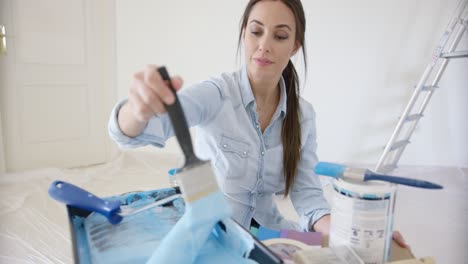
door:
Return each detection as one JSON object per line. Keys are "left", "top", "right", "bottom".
{"left": 0, "top": 0, "right": 117, "bottom": 171}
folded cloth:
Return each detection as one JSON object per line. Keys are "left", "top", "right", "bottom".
{"left": 146, "top": 191, "right": 256, "bottom": 264}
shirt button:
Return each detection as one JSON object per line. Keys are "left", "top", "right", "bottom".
{"left": 261, "top": 151, "right": 265, "bottom": 156}
{"left": 223, "top": 144, "right": 227, "bottom": 148}
{"left": 256, "top": 124, "right": 259, "bottom": 128}
{"left": 243, "top": 151, "right": 247, "bottom": 156}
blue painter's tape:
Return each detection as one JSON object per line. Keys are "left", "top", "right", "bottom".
{"left": 256, "top": 226, "right": 281, "bottom": 241}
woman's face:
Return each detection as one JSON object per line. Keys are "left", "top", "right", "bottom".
{"left": 244, "top": 1, "right": 298, "bottom": 83}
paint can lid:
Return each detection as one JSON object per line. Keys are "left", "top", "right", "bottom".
{"left": 332, "top": 178, "right": 396, "bottom": 199}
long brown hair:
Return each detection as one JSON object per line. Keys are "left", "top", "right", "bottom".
{"left": 237, "top": 0, "right": 307, "bottom": 196}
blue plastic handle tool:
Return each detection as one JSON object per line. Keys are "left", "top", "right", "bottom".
{"left": 48, "top": 180, "right": 123, "bottom": 224}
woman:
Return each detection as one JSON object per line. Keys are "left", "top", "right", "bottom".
{"left": 109, "top": 0, "right": 408, "bottom": 247}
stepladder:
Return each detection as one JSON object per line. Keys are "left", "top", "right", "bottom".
{"left": 375, "top": 0, "right": 468, "bottom": 173}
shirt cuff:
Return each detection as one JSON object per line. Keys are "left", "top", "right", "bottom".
{"left": 107, "top": 99, "right": 165, "bottom": 148}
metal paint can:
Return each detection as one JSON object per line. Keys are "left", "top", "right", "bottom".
{"left": 329, "top": 178, "right": 397, "bottom": 264}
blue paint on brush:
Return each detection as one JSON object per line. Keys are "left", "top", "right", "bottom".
{"left": 314, "top": 162, "right": 345, "bottom": 177}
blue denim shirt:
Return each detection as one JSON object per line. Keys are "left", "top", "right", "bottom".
{"left": 108, "top": 65, "right": 330, "bottom": 231}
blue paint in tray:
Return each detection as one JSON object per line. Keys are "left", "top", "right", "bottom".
{"left": 67, "top": 188, "right": 184, "bottom": 264}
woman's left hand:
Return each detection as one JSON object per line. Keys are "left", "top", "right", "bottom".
{"left": 311, "top": 214, "right": 331, "bottom": 235}
{"left": 392, "top": 230, "right": 410, "bottom": 249}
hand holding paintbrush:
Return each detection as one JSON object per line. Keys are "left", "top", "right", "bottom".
{"left": 147, "top": 67, "right": 246, "bottom": 263}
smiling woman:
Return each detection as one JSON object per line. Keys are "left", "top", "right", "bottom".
{"left": 105, "top": 0, "right": 468, "bottom": 262}
{"left": 110, "top": 0, "right": 332, "bottom": 234}
{"left": 239, "top": 0, "right": 306, "bottom": 200}
{"left": 0, "top": 0, "right": 465, "bottom": 263}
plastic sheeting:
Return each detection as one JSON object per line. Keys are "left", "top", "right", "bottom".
{"left": 0, "top": 151, "right": 182, "bottom": 263}
{"left": 0, "top": 150, "right": 467, "bottom": 263}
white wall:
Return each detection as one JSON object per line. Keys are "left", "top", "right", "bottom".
{"left": 0, "top": 112, "right": 5, "bottom": 173}
{"left": 116, "top": 0, "right": 468, "bottom": 168}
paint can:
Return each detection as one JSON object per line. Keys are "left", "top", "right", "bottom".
{"left": 329, "top": 178, "right": 397, "bottom": 264}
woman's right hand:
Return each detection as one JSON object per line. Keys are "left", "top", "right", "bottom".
{"left": 118, "top": 65, "right": 184, "bottom": 137}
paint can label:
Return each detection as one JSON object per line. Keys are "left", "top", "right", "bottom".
{"left": 329, "top": 180, "right": 395, "bottom": 264}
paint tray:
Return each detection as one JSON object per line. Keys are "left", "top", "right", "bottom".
{"left": 65, "top": 187, "right": 282, "bottom": 263}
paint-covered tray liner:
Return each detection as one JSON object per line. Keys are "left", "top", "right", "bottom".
{"left": 67, "top": 187, "right": 182, "bottom": 263}
{"left": 66, "top": 187, "right": 281, "bottom": 263}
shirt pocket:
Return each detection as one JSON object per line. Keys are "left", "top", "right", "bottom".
{"left": 214, "top": 135, "right": 251, "bottom": 181}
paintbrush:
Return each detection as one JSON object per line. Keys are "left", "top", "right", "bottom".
{"left": 157, "top": 66, "right": 219, "bottom": 202}
{"left": 314, "top": 162, "right": 443, "bottom": 189}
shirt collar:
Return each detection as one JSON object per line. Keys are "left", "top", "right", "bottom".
{"left": 240, "top": 64, "right": 287, "bottom": 119}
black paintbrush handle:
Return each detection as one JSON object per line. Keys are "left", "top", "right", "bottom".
{"left": 157, "top": 67, "right": 198, "bottom": 166}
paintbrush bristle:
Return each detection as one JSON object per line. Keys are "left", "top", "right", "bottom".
{"left": 176, "top": 161, "right": 219, "bottom": 203}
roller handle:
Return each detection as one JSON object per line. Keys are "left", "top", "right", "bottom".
{"left": 48, "top": 180, "right": 123, "bottom": 224}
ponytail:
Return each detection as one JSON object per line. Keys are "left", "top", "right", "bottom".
{"left": 282, "top": 60, "right": 302, "bottom": 197}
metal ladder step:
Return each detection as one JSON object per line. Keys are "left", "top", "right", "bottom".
{"left": 380, "top": 164, "right": 397, "bottom": 173}
{"left": 422, "top": 85, "right": 438, "bottom": 91}
{"left": 375, "top": 0, "right": 468, "bottom": 173}
{"left": 440, "top": 50, "right": 468, "bottom": 58}
{"left": 405, "top": 114, "right": 423, "bottom": 122}
{"left": 390, "top": 140, "right": 410, "bottom": 151}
